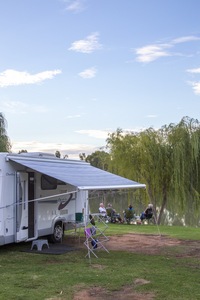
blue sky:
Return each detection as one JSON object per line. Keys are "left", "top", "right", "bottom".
{"left": 1, "top": 0, "right": 200, "bottom": 158}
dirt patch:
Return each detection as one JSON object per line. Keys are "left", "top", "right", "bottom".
{"left": 106, "top": 233, "right": 179, "bottom": 254}
{"left": 73, "top": 285, "right": 155, "bottom": 300}
{"left": 67, "top": 233, "right": 200, "bottom": 299}
{"left": 106, "top": 234, "right": 200, "bottom": 257}
{"left": 73, "top": 280, "right": 155, "bottom": 300}
{"left": 66, "top": 233, "right": 200, "bottom": 257}
{"left": 107, "top": 234, "right": 183, "bottom": 253}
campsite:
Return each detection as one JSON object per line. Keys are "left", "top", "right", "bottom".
{"left": 1, "top": 2, "right": 200, "bottom": 299}
{"left": 0, "top": 224, "right": 199, "bottom": 300}
{"left": 0, "top": 126, "right": 199, "bottom": 299}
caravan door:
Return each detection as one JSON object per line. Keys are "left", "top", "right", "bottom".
{"left": 16, "top": 172, "right": 28, "bottom": 242}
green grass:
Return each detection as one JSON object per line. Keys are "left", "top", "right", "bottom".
{"left": 93, "top": 222, "right": 200, "bottom": 240}
{"left": 0, "top": 225, "right": 199, "bottom": 299}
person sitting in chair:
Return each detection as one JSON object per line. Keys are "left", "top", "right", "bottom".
{"left": 99, "top": 202, "right": 107, "bottom": 217}
{"left": 124, "top": 204, "right": 135, "bottom": 224}
{"left": 140, "top": 204, "right": 153, "bottom": 221}
{"left": 106, "top": 203, "right": 122, "bottom": 223}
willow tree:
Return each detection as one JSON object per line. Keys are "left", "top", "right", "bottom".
{"left": 137, "top": 127, "right": 173, "bottom": 224}
{"left": 0, "top": 113, "right": 11, "bottom": 152}
{"left": 167, "top": 117, "right": 200, "bottom": 225}
{"left": 107, "top": 117, "right": 200, "bottom": 225}
{"left": 107, "top": 127, "right": 172, "bottom": 223}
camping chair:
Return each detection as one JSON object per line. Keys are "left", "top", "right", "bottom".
{"left": 124, "top": 209, "right": 135, "bottom": 224}
{"left": 106, "top": 208, "right": 113, "bottom": 223}
{"left": 106, "top": 207, "right": 118, "bottom": 223}
{"left": 141, "top": 207, "right": 155, "bottom": 224}
{"left": 146, "top": 211, "right": 155, "bottom": 224}
{"left": 98, "top": 207, "right": 109, "bottom": 223}
{"left": 84, "top": 227, "right": 109, "bottom": 258}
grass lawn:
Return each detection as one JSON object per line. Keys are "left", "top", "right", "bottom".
{"left": 0, "top": 224, "right": 199, "bottom": 299}
{"left": 105, "top": 223, "right": 200, "bottom": 240}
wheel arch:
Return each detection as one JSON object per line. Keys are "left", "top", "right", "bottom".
{"left": 51, "top": 216, "right": 66, "bottom": 233}
{"left": 48, "top": 217, "right": 66, "bottom": 243}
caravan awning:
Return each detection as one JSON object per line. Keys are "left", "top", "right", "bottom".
{"left": 8, "top": 154, "right": 146, "bottom": 191}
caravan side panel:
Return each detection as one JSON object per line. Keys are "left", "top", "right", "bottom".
{"left": 34, "top": 172, "right": 78, "bottom": 237}
{"left": 0, "top": 154, "right": 16, "bottom": 245}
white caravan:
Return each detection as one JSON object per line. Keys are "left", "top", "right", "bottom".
{"left": 0, "top": 152, "right": 145, "bottom": 246}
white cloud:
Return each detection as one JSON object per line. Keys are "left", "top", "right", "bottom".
{"left": 0, "top": 69, "right": 61, "bottom": 87}
{"left": 146, "top": 114, "right": 158, "bottom": 118}
{"left": 68, "top": 32, "right": 102, "bottom": 53}
{"left": 79, "top": 67, "right": 97, "bottom": 79}
{"left": 172, "top": 36, "right": 200, "bottom": 44}
{"left": 135, "top": 35, "right": 200, "bottom": 63}
{"left": 11, "top": 140, "right": 98, "bottom": 159}
{"left": 76, "top": 128, "right": 150, "bottom": 139}
{"left": 11, "top": 127, "right": 158, "bottom": 159}
{"left": 135, "top": 44, "right": 171, "bottom": 62}
{"left": 64, "top": 0, "right": 85, "bottom": 13}
{"left": 0, "top": 100, "right": 49, "bottom": 114}
{"left": 187, "top": 67, "right": 200, "bottom": 74}
{"left": 65, "top": 114, "right": 81, "bottom": 119}
{"left": 76, "top": 129, "right": 110, "bottom": 139}
{"left": 186, "top": 66, "right": 200, "bottom": 95}
{"left": 122, "top": 127, "right": 148, "bottom": 134}
{"left": 190, "top": 81, "right": 200, "bottom": 95}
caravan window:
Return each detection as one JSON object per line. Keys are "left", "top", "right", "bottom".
{"left": 41, "top": 175, "right": 66, "bottom": 190}
{"left": 41, "top": 174, "right": 57, "bottom": 190}
{"left": 57, "top": 179, "right": 67, "bottom": 185}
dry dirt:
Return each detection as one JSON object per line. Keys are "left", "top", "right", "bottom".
{"left": 70, "top": 233, "right": 200, "bottom": 300}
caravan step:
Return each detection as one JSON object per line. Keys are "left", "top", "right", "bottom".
{"left": 31, "top": 239, "right": 49, "bottom": 251}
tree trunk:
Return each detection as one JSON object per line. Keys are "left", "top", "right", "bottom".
{"left": 157, "top": 186, "right": 167, "bottom": 225}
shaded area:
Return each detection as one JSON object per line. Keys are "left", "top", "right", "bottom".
{"left": 22, "top": 243, "right": 78, "bottom": 255}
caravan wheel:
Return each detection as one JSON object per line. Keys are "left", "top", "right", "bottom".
{"left": 50, "top": 222, "right": 63, "bottom": 243}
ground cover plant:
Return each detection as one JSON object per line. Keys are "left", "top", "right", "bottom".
{"left": 0, "top": 224, "right": 199, "bottom": 300}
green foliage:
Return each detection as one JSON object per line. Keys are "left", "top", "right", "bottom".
{"left": 79, "top": 152, "right": 86, "bottom": 160}
{"left": 106, "top": 117, "right": 200, "bottom": 226}
{"left": 86, "top": 150, "right": 111, "bottom": 170}
{"left": 18, "top": 149, "right": 28, "bottom": 154}
{"left": 0, "top": 113, "right": 11, "bottom": 152}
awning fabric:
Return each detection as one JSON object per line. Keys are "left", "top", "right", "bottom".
{"left": 8, "top": 155, "right": 146, "bottom": 191}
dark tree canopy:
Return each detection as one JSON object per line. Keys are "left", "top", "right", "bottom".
{"left": 55, "top": 150, "right": 61, "bottom": 158}
{"left": 86, "top": 150, "right": 111, "bottom": 171}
